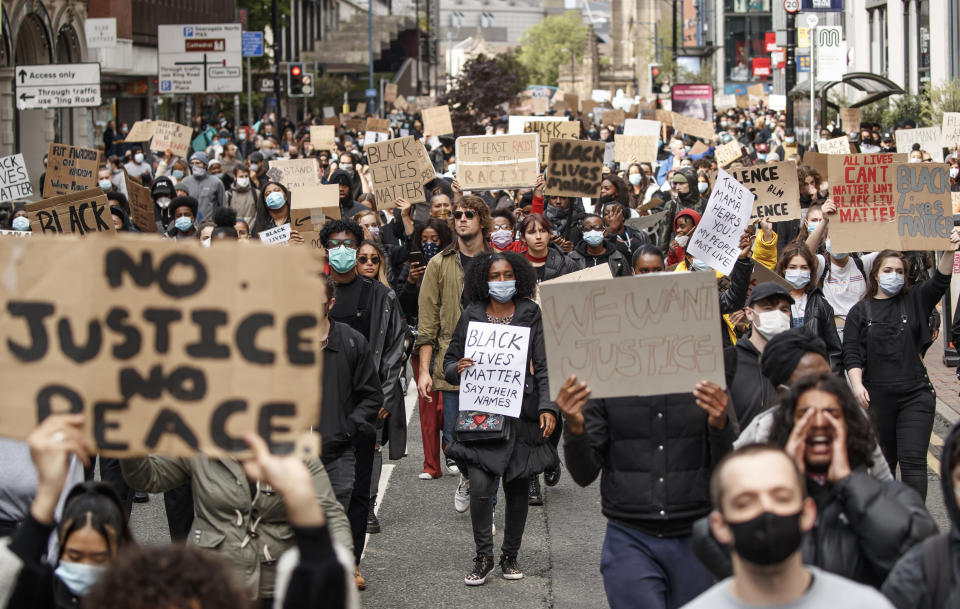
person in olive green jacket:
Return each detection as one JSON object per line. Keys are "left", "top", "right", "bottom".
{"left": 121, "top": 452, "right": 352, "bottom": 602}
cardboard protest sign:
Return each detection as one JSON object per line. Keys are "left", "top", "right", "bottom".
{"left": 565, "top": 93, "right": 579, "bottom": 112}
{"left": 0, "top": 154, "right": 32, "bottom": 202}
{"left": 736, "top": 96, "right": 750, "bottom": 109}
{"left": 458, "top": 322, "right": 530, "bottom": 418}
{"left": 686, "top": 168, "right": 755, "bottom": 276}
{"left": 623, "top": 119, "right": 661, "bottom": 136}
{"left": 580, "top": 100, "right": 598, "bottom": 115}
{"left": 624, "top": 210, "right": 668, "bottom": 233}
{"left": 422, "top": 105, "right": 454, "bottom": 136}
{"left": 601, "top": 109, "right": 625, "bottom": 127}
{"left": 384, "top": 82, "right": 398, "bottom": 103}
{"left": 729, "top": 160, "right": 802, "bottom": 221}
{"left": 614, "top": 135, "right": 658, "bottom": 164}
{"left": 123, "top": 172, "right": 158, "bottom": 233}
{"left": 365, "top": 117, "right": 391, "bottom": 135}
{"left": 42, "top": 143, "right": 100, "bottom": 198}
{"left": 747, "top": 84, "right": 764, "bottom": 98}
{"left": 826, "top": 152, "right": 909, "bottom": 253}
{"left": 356, "top": 102, "right": 367, "bottom": 114}
{"left": 0, "top": 237, "right": 324, "bottom": 457}
{"left": 530, "top": 97, "right": 549, "bottom": 115}
{"left": 150, "top": 121, "right": 193, "bottom": 158}
{"left": 840, "top": 108, "right": 862, "bottom": 131}
{"left": 456, "top": 134, "right": 539, "bottom": 191}
{"left": 365, "top": 136, "right": 436, "bottom": 206}
{"left": 267, "top": 158, "right": 320, "bottom": 190}
{"left": 540, "top": 262, "right": 613, "bottom": 285}
{"left": 344, "top": 116, "right": 365, "bottom": 132}
{"left": 508, "top": 115, "right": 568, "bottom": 135}
{"left": 309, "top": 125, "right": 337, "bottom": 151}
{"left": 896, "top": 127, "right": 944, "bottom": 162}
{"left": 802, "top": 150, "right": 828, "bottom": 177}
{"left": 289, "top": 185, "right": 339, "bottom": 231}
{"left": 523, "top": 120, "right": 580, "bottom": 165}
{"left": 890, "top": 163, "right": 954, "bottom": 251}
{"left": 26, "top": 189, "right": 116, "bottom": 236}
{"left": 749, "top": 262, "right": 793, "bottom": 298}
{"left": 545, "top": 139, "right": 605, "bottom": 198}
{"left": 942, "top": 113, "right": 960, "bottom": 149}
{"left": 0, "top": 229, "right": 31, "bottom": 238}
{"left": 124, "top": 121, "right": 156, "bottom": 143}
{"left": 818, "top": 136, "right": 852, "bottom": 155}
{"left": 716, "top": 141, "right": 744, "bottom": 167}
{"left": 322, "top": 116, "right": 340, "bottom": 126}
{"left": 671, "top": 112, "right": 715, "bottom": 141}
{"left": 540, "top": 271, "right": 724, "bottom": 399}
{"left": 258, "top": 224, "right": 291, "bottom": 245}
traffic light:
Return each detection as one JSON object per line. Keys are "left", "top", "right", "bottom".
{"left": 649, "top": 63, "right": 662, "bottom": 95}
{"left": 301, "top": 72, "right": 314, "bottom": 97}
{"left": 288, "top": 63, "right": 304, "bottom": 96}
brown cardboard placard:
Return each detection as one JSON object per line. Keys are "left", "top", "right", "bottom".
{"left": 545, "top": 139, "right": 605, "bottom": 198}
{"left": 123, "top": 172, "right": 158, "bottom": 233}
{"left": 802, "top": 150, "right": 828, "bottom": 177}
{"left": 749, "top": 261, "right": 793, "bottom": 298}
{"left": 26, "top": 189, "right": 116, "bottom": 235}
{"left": 602, "top": 109, "right": 625, "bottom": 127}
{"left": 523, "top": 120, "right": 580, "bottom": 165}
{"left": 345, "top": 116, "right": 365, "bottom": 132}
{"left": 840, "top": 108, "right": 862, "bottom": 132}
{"left": 891, "top": 163, "right": 954, "bottom": 251}
{"left": 540, "top": 263, "right": 613, "bottom": 284}
{"left": 393, "top": 95, "right": 408, "bottom": 111}
{"left": 384, "top": 82, "right": 399, "bottom": 103}
{"left": 309, "top": 125, "right": 337, "bottom": 151}
{"left": 671, "top": 112, "right": 715, "bottom": 141}
{"left": 565, "top": 93, "right": 580, "bottom": 113}
{"left": 747, "top": 84, "right": 765, "bottom": 98}
{"left": 356, "top": 102, "right": 367, "bottom": 114}
{"left": 0, "top": 236, "right": 324, "bottom": 457}
{"left": 267, "top": 158, "right": 321, "bottom": 190}
{"left": 289, "top": 184, "right": 340, "bottom": 230}
{"left": 530, "top": 97, "right": 549, "bottom": 114}
{"left": 322, "top": 115, "right": 340, "bottom": 126}
{"left": 729, "top": 160, "right": 802, "bottom": 221}
{"left": 365, "top": 117, "right": 391, "bottom": 134}
{"left": 826, "top": 152, "right": 909, "bottom": 253}
{"left": 818, "top": 135, "right": 852, "bottom": 155}
{"left": 736, "top": 95, "right": 750, "bottom": 109}
{"left": 422, "top": 105, "right": 454, "bottom": 137}
{"left": 580, "top": 100, "right": 598, "bottom": 115}
{"left": 456, "top": 134, "right": 539, "bottom": 191}
{"left": 365, "top": 136, "right": 436, "bottom": 207}
{"left": 716, "top": 141, "right": 744, "bottom": 167}
{"left": 42, "top": 143, "right": 101, "bottom": 198}
{"left": 124, "top": 121, "right": 156, "bottom": 143}
{"left": 149, "top": 121, "right": 193, "bottom": 158}
{"left": 539, "top": 270, "right": 724, "bottom": 399}
{"left": 614, "top": 135, "right": 658, "bottom": 164}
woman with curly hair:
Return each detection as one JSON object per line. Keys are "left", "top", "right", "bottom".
{"left": 442, "top": 252, "right": 558, "bottom": 585}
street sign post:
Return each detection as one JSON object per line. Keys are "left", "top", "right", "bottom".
{"left": 784, "top": 0, "right": 800, "bottom": 13}
{"left": 158, "top": 24, "right": 242, "bottom": 94}
{"left": 241, "top": 32, "right": 263, "bottom": 129}
{"left": 15, "top": 63, "right": 101, "bottom": 110}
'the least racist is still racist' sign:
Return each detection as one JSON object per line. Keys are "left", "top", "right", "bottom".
{"left": 455, "top": 134, "right": 539, "bottom": 191}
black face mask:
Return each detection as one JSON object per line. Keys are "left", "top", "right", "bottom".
{"left": 727, "top": 510, "right": 803, "bottom": 566}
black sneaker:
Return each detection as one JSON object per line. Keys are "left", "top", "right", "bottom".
{"left": 367, "top": 504, "right": 381, "bottom": 534}
{"left": 544, "top": 464, "right": 561, "bottom": 487}
{"left": 500, "top": 554, "right": 524, "bottom": 580}
{"left": 528, "top": 476, "right": 543, "bottom": 506}
{"left": 133, "top": 491, "right": 150, "bottom": 503}
{"left": 465, "top": 554, "right": 494, "bottom": 586}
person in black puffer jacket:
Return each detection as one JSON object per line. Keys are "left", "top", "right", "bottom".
{"left": 517, "top": 213, "right": 579, "bottom": 283}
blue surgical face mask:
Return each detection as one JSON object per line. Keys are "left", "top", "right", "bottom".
{"left": 220, "top": 138, "right": 228, "bottom": 147}
{"left": 784, "top": 269, "right": 811, "bottom": 289}
{"left": 265, "top": 191, "right": 286, "bottom": 210}
{"left": 691, "top": 258, "right": 710, "bottom": 272}
{"left": 628, "top": 174, "right": 643, "bottom": 186}
{"left": 175, "top": 216, "right": 193, "bottom": 232}
{"left": 583, "top": 230, "right": 604, "bottom": 247}
{"left": 421, "top": 241, "right": 441, "bottom": 262}
{"left": 878, "top": 271, "right": 904, "bottom": 296}
{"left": 328, "top": 245, "right": 358, "bottom": 273}
{"left": 12, "top": 216, "right": 30, "bottom": 231}
{"left": 172, "top": 169, "right": 185, "bottom": 180}
{"left": 55, "top": 561, "right": 107, "bottom": 597}
{"left": 488, "top": 280, "right": 517, "bottom": 303}
{"left": 98, "top": 179, "right": 112, "bottom": 191}
{"left": 807, "top": 221, "right": 819, "bottom": 233}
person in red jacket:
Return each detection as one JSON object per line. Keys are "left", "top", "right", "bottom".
{"left": 665, "top": 208, "right": 701, "bottom": 267}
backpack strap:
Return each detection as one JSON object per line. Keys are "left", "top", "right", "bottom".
{"left": 923, "top": 533, "right": 954, "bottom": 609}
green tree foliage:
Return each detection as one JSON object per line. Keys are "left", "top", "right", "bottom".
{"left": 517, "top": 11, "right": 588, "bottom": 86}
{"left": 438, "top": 51, "right": 530, "bottom": 135}
{"left": 860, "top": 90, "right": 931, "bottom": 128}
{"left": 923, "top": 79, "right": 960, "bottom": 126}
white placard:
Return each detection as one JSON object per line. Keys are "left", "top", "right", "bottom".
{"left": 623, "top": 118, "right": 662, "bottom": 136}
{"left": 459, "top": 321, "right": 530, "bottom": 419}
{"left": 258, "top": 224, "right": 291, "bottom": 245}
{"left": 686, "top": 168, "right": 755, "bottom": 276}
{"left": 0, "top": 230, "right": 31, "bottom": 238}
{"left": 942, "top": 113, "right": 960, "bottom": 150}
{"left": 0, "top": 154, "right": 32, "bottom": 202}
{"left": 816, "top": 26, "right": 846, "bottom": 83}
{"left": 363, "top": 131, "right": 390, "bottom": 146}
{"left": 85, "top": 18, "right": 117, "bottom": 48}
{"left": 15, "top": 63, "right": 101, "bottom": 110}
{"left": 507, "top": 115, "right": 568, "bottom": 135}
{"left": 158, "top": 24, "right": 242, "bottom": 94}
{"left": 768, "top": 94, "right": 787, "bottom": 111}
{"left": 896, "top": 126, "right": 944, "bottom": 162}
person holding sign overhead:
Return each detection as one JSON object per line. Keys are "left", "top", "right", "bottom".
{"left": 442, "top": 252, "right": 558, "bottom": 586}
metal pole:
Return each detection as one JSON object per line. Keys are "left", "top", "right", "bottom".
{"left": 233, "top": 94, "right": 240, "bottom": 134}
{"left": 369, "top": 0, "right": 375, "bottom": 108}
{"left": 272, "top": 0, "right": 283, "bottom": 127}
{"left": 784, "top": 12, "right": 796, "bottom": 131}
{"left": 246, "top": 55, "right": 253, "bottom": 128}
{"left": 416, "top": 0, "right": 421, "bottom": 95}
{"left": 810, "top": 33, "right": 816, "bottom": 145}
{"left": 671, "top": 0, "right": 678, "bottom": 81}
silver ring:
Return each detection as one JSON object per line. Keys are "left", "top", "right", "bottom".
{"left": 51, "top": 431, "right": 65, "bottom": 443}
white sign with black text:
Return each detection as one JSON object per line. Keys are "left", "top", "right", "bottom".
{"left": 15, "top": 63, "right": 101, "bottom": 110}
{"left": 459, "top": 321, "right": 530, "bottom": 419}
{"left": 158, "top": 24, "right": 242, "bottom": 94}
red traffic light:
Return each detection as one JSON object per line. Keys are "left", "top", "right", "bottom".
{"left": 651, "top": 67, "right": 660, "bottom": 77}
{"left": 290, "top": 65, "right": 302, "bottom": 76}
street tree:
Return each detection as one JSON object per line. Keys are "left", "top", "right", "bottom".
{"left": 517, "top": 11, "right": 589, "bottom": 86}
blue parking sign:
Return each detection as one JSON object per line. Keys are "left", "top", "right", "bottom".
{"left": 242, "top": 32, "right": 264, "bottom": 57}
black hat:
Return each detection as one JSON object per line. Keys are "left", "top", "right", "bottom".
{"left": 748, "top": 281, "right": 795, "bottom": 306}
{"left": 151, "top": 176, "right": 175, "bottom": 199}
{"left": 170, "top": 196, "right": 198, "bottom": 217}
{"left": 881, "top": 132, "right": 893, "bottom": 142}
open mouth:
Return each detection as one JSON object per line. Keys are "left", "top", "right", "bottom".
{"left": 806, "top": 434, "right": 832, "bottom": 454}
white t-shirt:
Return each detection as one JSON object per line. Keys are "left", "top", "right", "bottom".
{"left": 815, "top": 252, "right": 878, "bottom": 319}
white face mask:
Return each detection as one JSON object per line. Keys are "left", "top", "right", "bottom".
{"left": 156, "top": 196, "right": 171, "bottom": 209}
{"left": 751, "top": 309, "right": 791, "bottom": 339}
{"left": 236, "top": 177, "right": 250, "bottom": 188}
{"left": 134, "top": 152, "right": 144, "bottom": 164}
{"left": 675, "top": 234, "right": 690, "bottom": 248}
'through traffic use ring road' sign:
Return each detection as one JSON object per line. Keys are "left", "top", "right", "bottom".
{"left": 15, "top": 63, "right": 102, "bottom": 110}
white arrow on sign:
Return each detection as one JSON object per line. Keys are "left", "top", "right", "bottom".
{"left": 15, "top": 63, "right": 102, "bottom": 110}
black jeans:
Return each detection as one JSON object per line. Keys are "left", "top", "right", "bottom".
{"left": 470, "top": 469, "right": 529, "bottom": 559}
{"left": 349, "top": 430, "right": 377, "bottom": 565}
{"left": 866, "top": 377, "right": 936, "bottom": 500}
{"left": 164, "top": 483, "right": 194, "bottom": 542}
{"left": 99, "top": 457, "right": 134, "bottom": 517}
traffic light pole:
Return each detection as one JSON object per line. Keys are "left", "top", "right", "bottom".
{"left": 272, "top": 0, "right": 282, "bottom": 127}
{"left": 784, "top": 11, "right": 797, "bottom": 132}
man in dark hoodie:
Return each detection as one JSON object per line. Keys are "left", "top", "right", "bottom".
{"left": 566, "top": 213, "right": 631, "bottom": 277}
{"left": 328, "top": 169, "right": 372, "bottom": 219}
{"left": 656, "top": 166, "right": 701, "bottom": 253}
{"left": 883, "top": 421, "right": 960, "bottom": 608}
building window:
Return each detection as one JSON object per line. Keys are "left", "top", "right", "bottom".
{"left": 724, "top": 14, "right": 772, "bottom": 82}
{"left": 724, "top": 0, "right": 771, "bottom": 13}
{"left": 917, "top": 0, "right": 930, "bottom": 85}
{"left": 868, "top": 5, "right": 887, "bottom": 77}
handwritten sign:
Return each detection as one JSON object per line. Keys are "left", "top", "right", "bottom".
{"left": 27, "top": 189, "right": 116, "bottom": 236}
{"left": 716, "top": 141, "right": 744, "bottom": 167}
{"left": 258, "top": 223, "right": 291, "bottom": 245}
{"left": 150, "top": 121, "right": 193, "bottom": 158}
{"left": 459, "top": 322, "right": 530, "bottom": 418}
{"left": 686, "top": 168, "right": 754, "bottom": 276}
{"left": 942, "top": 113, "right": 960, "bottom": 149}
{"left": 671, "top": 112, "right": 715, "bottom": 141}
{"left": 365, "top": 136, "right": 436, "bottom": 206}
{"left": 123, "top": 172, "right": 158, "bottom": 233}
{"left": 893, "top": 163, "right": 954, "bottom": 251}
{"left": 818, "top": 136, "right": 852, "bottom": 155}
{"left": 826, "top": 153, "right": 908, "bottom": 253}
{"left": 523, "top": 120, "right": 580, "bottom": 165}
{"left": 600, "top": 109, "right": 625, "bottom": 127}
{"left": 623, "top": 119, "right": 661, "bottom": 136}
{"left": 539, "top": 271, "right": 724, "bottom": 399}
{"left": 455, "top": 134, "right": 539, "bottom": 191}
{"left": 840, "top": 108, "right": 862, "bottom": 131}
{"left": 267, "top": 158, "right": 320, "bottom": 190}
{"left": 545, "top": 139, "right": 605, "bottom": 198}
{"left": 43, "top": 143, "right": 100, "bottom": 198}
{"left": 365, "top": 117, "right": 391, "bottom": 137}
{"left": 422, "top": 105, "right": 454, "bottom": 136}
{"left": 614, "top": 135, "right": 658, "bottom": 164}
{"left": 896, "top": 126, "right": 944, "bottom": 162}
{"left": 729, "top": 160, "right": 801, "bottom": 221}
{"left": 0, "top": 237, "right": 323, "bottom": 457}
{"left": 0, "top": 154, "right": 32, "bottom": 202}
{"left": 309, "top": 125, "right": 337, "bottom": 151}
{"left": 124, "top": 121, "right": 156, "bottom": 143}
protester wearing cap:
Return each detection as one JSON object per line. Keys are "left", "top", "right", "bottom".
{"left": 180, "top": 151, "right": 225, "bottom": 222}
{"left": 165, "top": 195, "right": 198, "bottom": 240}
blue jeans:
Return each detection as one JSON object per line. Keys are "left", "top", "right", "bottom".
{"left": 601, "top": 521, "right": 714, "bottom": 609}
{"left": 442, "top": 390, "right": 468, "bottom": 478}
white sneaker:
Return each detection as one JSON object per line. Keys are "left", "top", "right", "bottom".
{"left": 445, "top": 458, "right": 460, "bottom": 475}
{"left": 454, "top": 475, "right": 471, "bottom": 513}
{"left": 419, "top": 472, "right": 438, "bottom": 480}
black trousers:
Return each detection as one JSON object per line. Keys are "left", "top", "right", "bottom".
{"left": 164, "top": 483, "right": 194, "bottom": 542}
{"left": 348, "top": 430, "right": 377, "bottom": 565}
{"left": 99, "top": 457, "right": 134, "bottom": 517}
{"left": 469, "top": 469, "right": 529, "bottom": 559}
{"left": 866, "top": 377, "right": 936, "bottom": 500}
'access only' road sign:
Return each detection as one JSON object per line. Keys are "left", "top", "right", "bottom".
{"left": 15, "top": 63, "right": 102, "bottom": 110}
{"left": 158, "top": 24, "right": 242, "bottom": 94}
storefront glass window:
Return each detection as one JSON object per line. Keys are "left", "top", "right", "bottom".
{"left": 724, "top": 14, "right": 772, "bottom": 82}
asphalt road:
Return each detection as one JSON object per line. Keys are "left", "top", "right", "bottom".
{"left": 128, "top": 383, "right": 957, "bottom": 608}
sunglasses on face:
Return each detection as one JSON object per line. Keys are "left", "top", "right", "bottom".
{"left": 453, "top": 210, "right": 476, "bottom": 220}
{"left": 358, "top": 255, "right": 380, "bottom": 265}
{"left": 492, "top": 223, "right": 512, "bottom": 231}
{"left": 326, "top": 239, "right": 358, "bottom": 249}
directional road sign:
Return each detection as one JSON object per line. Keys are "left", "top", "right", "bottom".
{"left": 242, "top": 32, "right": 263, "bottom": 57}
{"left": 15, "top": 63, "right": 101, "bottom": 110}
{"left": 158, "top": 24, "right": 242, "bottom": 94}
